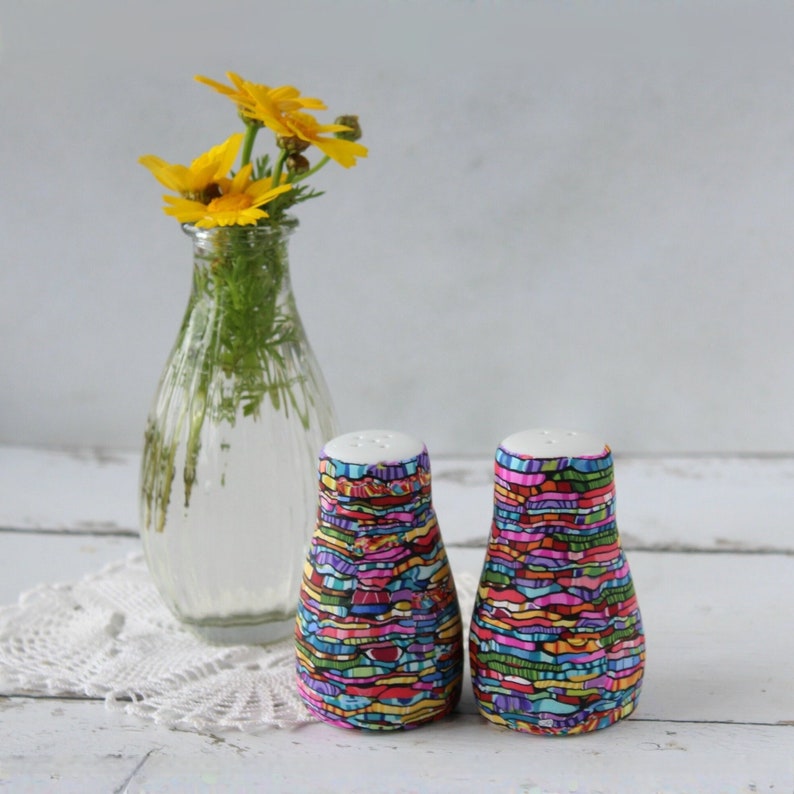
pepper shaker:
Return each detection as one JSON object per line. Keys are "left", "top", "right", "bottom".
{"left": 469, "top": 428, "right": 646, "bottom": 734}
{"left": 296, "top": 429, "right": 464, "bottom": 730}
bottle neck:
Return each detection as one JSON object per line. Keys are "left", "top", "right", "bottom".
{"left": 493, "top": 447, "right": 617, "bottom": 535}
{"left": 185, "top": 220, "right": 297, "bottom": 258}
{"left": 185, "top": 222, "right": 297, "bottom": 307}
{"left": 317, "top": 450, "right": 434, "bottom": 532}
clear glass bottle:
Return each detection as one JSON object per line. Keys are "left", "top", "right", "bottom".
{"left": 139, "top": 220, "right": 337, "bottom": 644}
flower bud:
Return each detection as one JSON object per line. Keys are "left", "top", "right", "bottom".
{"left": 277, "top": 135, "right": 311, "bottom": 153}
{"left": 286, "top": 153, "right": 310, "bottom": 175}
{"left": 334, "top": 115, "right": 362, "bottom": 141}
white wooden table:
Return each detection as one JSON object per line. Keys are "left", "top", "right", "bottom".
{"left": 1, "top": 446, "right": 793, "bottom": 793}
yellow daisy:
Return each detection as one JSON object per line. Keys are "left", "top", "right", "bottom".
{"left": 162, "top": 165, "right": 292, "bottom": 228}
{"left": 195, "top": 72, "right": 326, "bottom": 120}
{"left": 195, "top": 73, "right": 367, "bottom": 168}
{"left": 278, "top": 111, "right": 368, "bottom": 169}
{"left": 139, "top": 133, "right": 244, "bottom": 198}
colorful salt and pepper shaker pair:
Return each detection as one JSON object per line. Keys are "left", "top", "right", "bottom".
{"left": 295, "top": 428, "right": 646, "bottom": 734}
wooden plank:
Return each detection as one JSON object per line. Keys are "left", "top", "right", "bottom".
{"left": 2, "top": 535, "right": 792, "bottom": 791}
{"left": 452, "top": 547, "right": 794, "bottom": 725}
{"left": 623, "top": 550, "right": 794, "bottom": 726}
{"left": 2, "top": 535, "right": 793, "bottom": 727}
{"left": 0, "top": 533, "right": 140, "bottom": 607}
{"left": 613, "top": 456, "right": 794, "bottom": 554}
{"left": 433, "top": 455, "right": 794, "bottom": 553}
{"left": 0, "top": 446, "right": 139, "bottom": 534}
{"left": 3, "top": 446, "right": 794, "bottom": 552}
{"left": 1, "top": 698, "right": 792, "bottom": 793}
{"left": 2, "top": 447, "right": 792, "bottom": 791}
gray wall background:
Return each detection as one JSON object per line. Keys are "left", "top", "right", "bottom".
{"left": 1, "top": 1, "right": 792, "bottom": 455}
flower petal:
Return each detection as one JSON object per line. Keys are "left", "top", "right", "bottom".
{"left": 162, "top": 196, "right": 209, "bottom": 223}
{"left": 229, "top": 162, "right": 254, "bottom": 194}
{"left": 191, "top": 133, "right": 243, "bottom": 180}
{"left": 245, "top": 181, "right": 293, "bottom": 206}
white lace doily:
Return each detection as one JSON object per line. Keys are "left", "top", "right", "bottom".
{"left": 0, "top": 554, "right": 476, "bottom": 734}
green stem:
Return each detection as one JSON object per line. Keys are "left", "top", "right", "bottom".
{"left": 240, "top": 123, "right": 259, "bottom": 168}
{"left": 271, "top": 149, "right": 288, "bottom": 187}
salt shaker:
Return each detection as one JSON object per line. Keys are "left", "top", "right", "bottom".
{"left": 296, "top": 430, "right": 463, "bottom": 730}
{"left": 469, "top": 428, "right": 646, "bottom": 735}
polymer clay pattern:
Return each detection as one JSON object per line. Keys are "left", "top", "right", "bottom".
{"left": 469, "top": 444, "right": 645, "bottom": 734}
{"left": 296, "top": 447, "right": 463, "bottom": 730}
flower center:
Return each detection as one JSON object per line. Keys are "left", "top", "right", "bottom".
{"left": 207, "top": 193, "right": 253, "bottom": 212}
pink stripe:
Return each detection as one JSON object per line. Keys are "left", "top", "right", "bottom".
{"left": 493, "top": 530, "right": 550, "bottom": 544}
{"left": 525, "top": 493, "right": 579, "bottom": 503}
{"left": 495, "top": 466, "right": 547, "bottom": 486}
{"left": 530, "top": 592, "right": 584, "bottom": 607}
{"left": 318, "top": 624, "right": 413, "bottom": 640}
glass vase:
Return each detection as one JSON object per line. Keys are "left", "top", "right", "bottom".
{"left": 139, "top": 219, "right": 337, "bottom": 645}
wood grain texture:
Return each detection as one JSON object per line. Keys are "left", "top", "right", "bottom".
{"left": 4, "top": 447, "right": 794, "bottom": 552}
{"left": 1, "top": 699, "right": 791, "bottom": 794}
{"left": 1, "top": 447, "right": 792, "bottom": 792}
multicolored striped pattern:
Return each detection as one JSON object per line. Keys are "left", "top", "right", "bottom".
{"left": 295, "top": 446, "right": 463, "bottom": 730}
{"left": 469, "top": 443, "right": 645, "bottom": 734}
